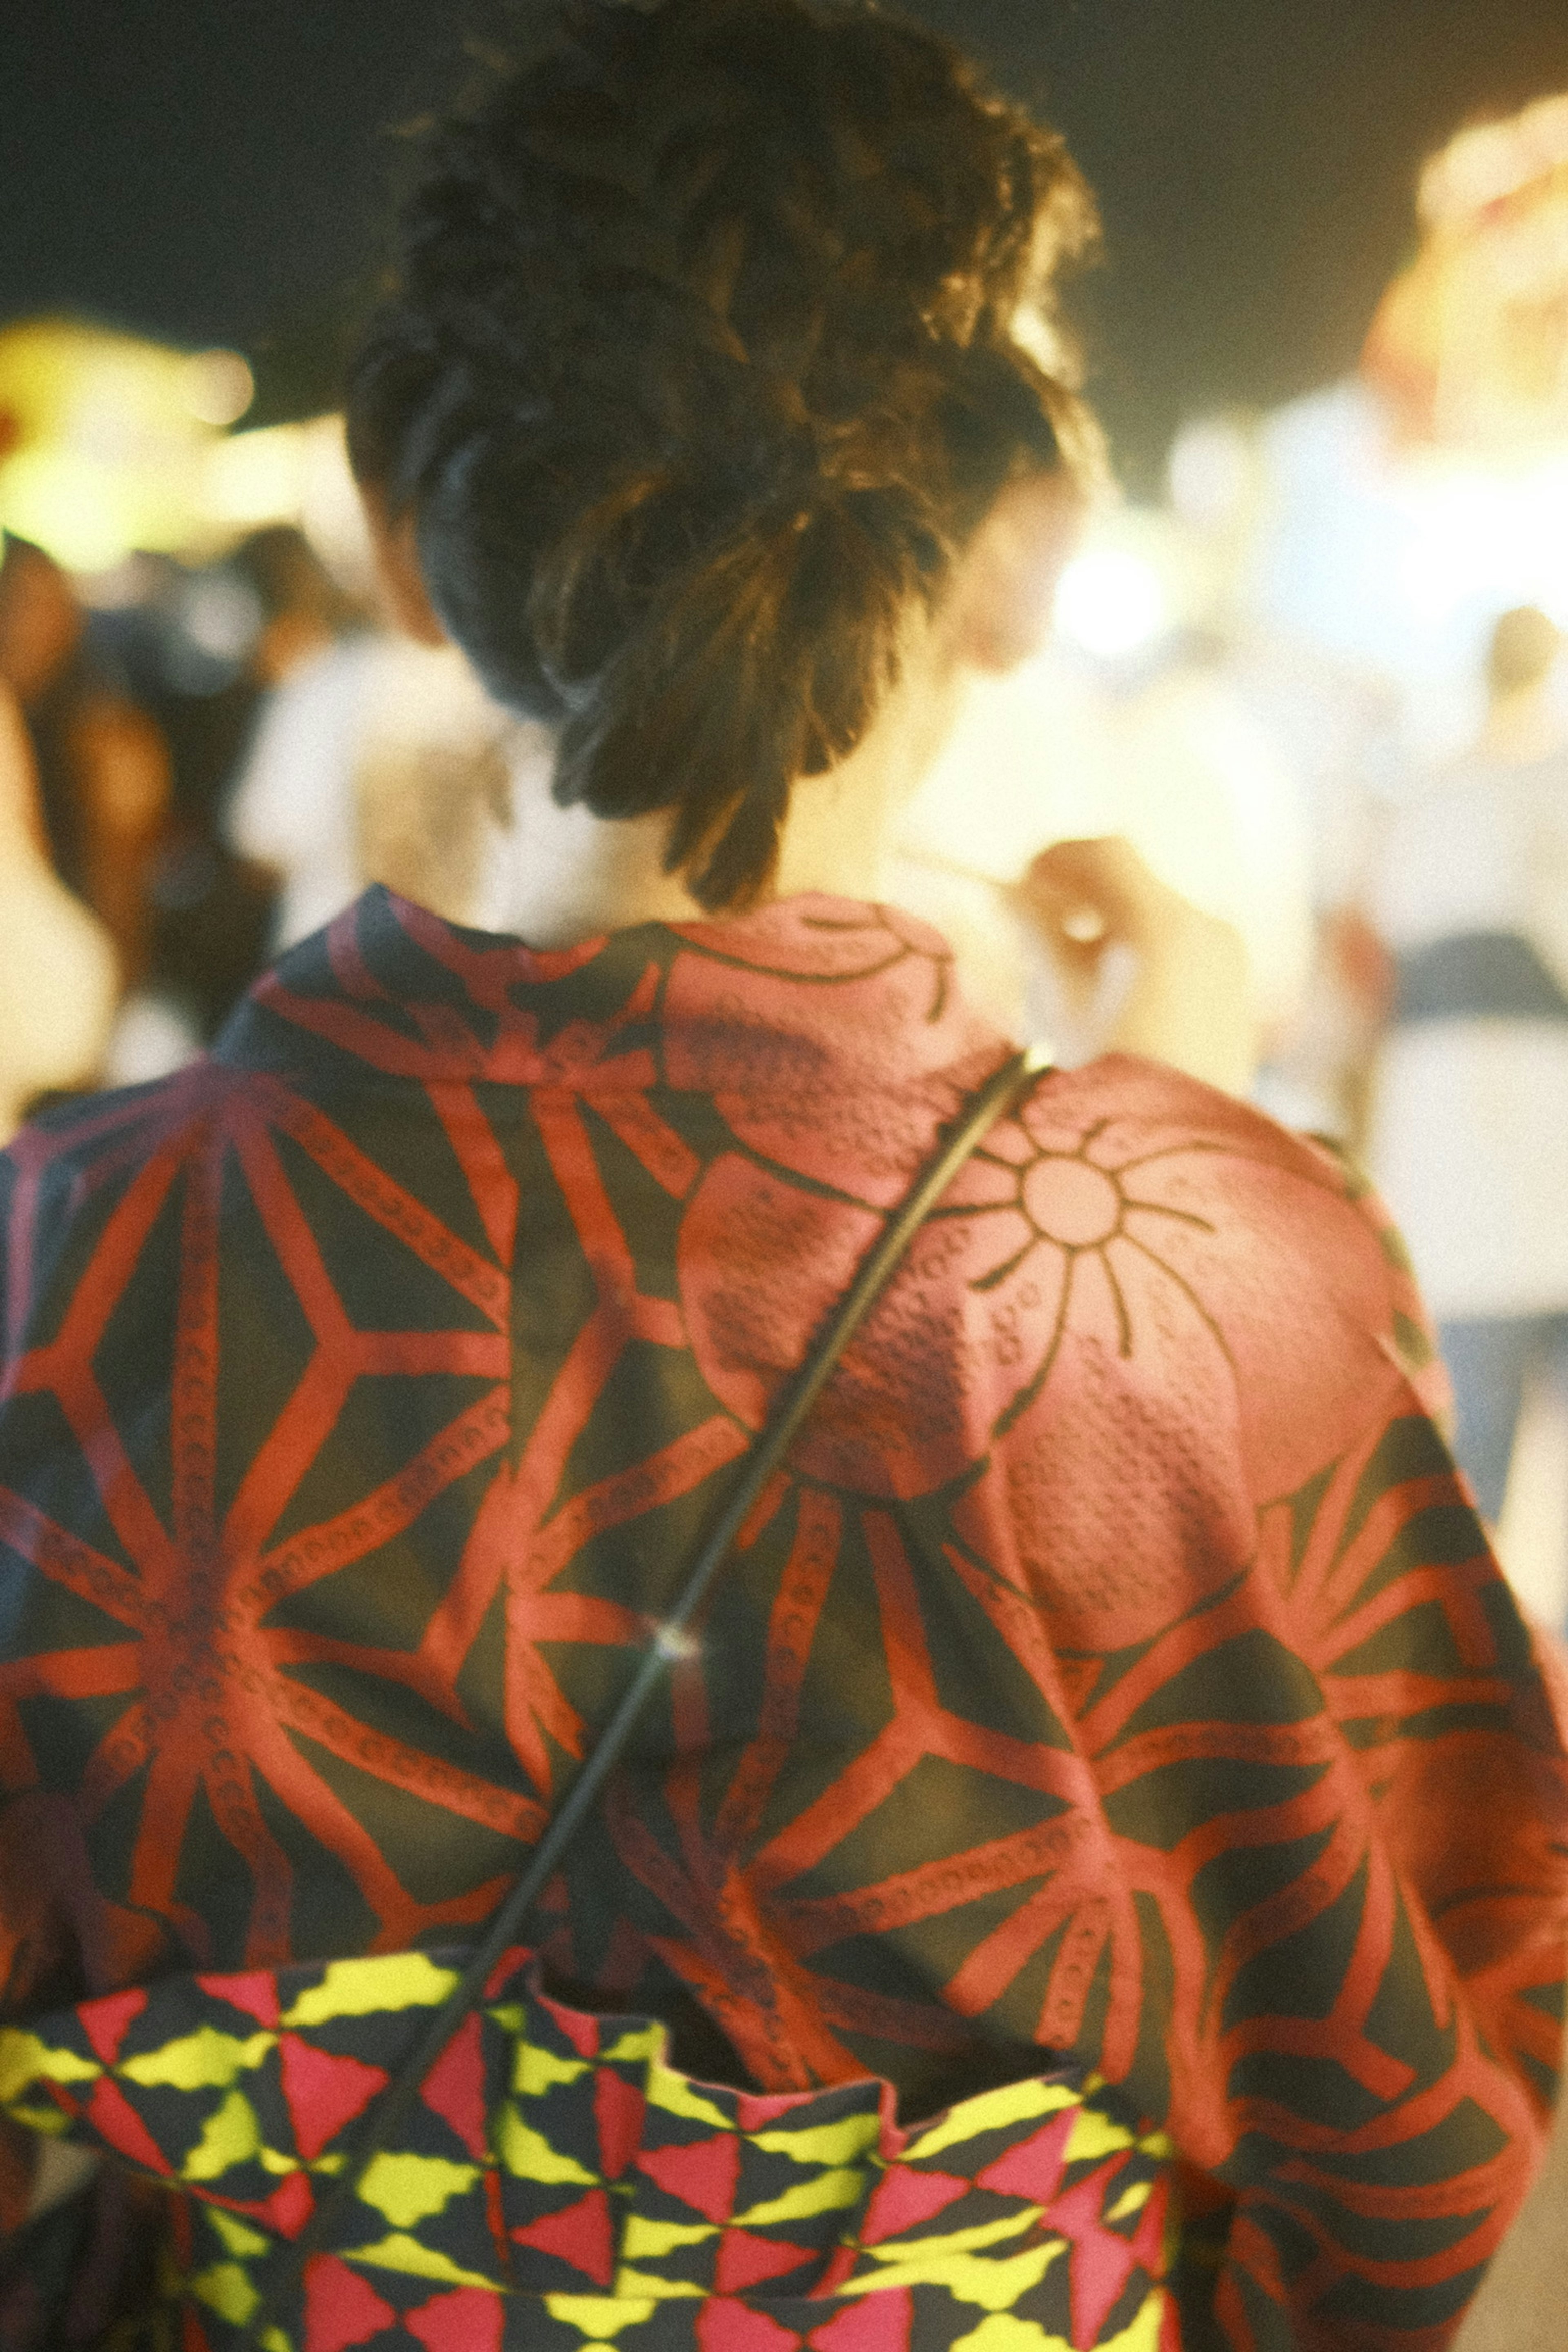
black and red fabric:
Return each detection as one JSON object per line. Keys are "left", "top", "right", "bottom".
{"left": 0, "top": 1942, "right": 1177, "bottom": 2350}
{"left": 0, "top": 886, "right": 1562, "bottom": 2350}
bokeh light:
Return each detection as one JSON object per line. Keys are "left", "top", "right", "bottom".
{"left": 181, "top": 350, "right": 254, "bottom": 429}
{"left": 1054, "top": 545, "right": 1173, "bottom": 661}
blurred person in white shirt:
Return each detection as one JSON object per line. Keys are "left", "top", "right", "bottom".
{"left": 227, "top": 633, "right": 528, "bottom": 948}
{"left": 1365, "top": 606, "right": 1568, "bottom": 1530}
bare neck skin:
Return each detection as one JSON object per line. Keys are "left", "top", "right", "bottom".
{"left": 486, "top": 630, "right": 966, "bottom": 949}
{"left": 364, "top": 468, "right": 1081, "bottom": 951}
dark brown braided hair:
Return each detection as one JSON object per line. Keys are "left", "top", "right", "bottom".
{"left": 346, "top": 0, "right": 1098, "bottom": 910}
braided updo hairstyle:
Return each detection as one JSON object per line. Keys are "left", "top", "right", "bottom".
{"left": 347, "top": 0, "right": 1098, "bottom": 910}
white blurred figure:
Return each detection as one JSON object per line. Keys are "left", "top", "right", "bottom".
{"left": 1364, "top": 606, "right": 1568, "bottom": 1579}
{"left": 891, "top": 503, "right": 1313, "bottom": 1086}
{"left": 228, "top": 635, "right": 525, "bottom": 946}
{"left": 0, "top": 681, "right": 117, "bottom": 1139}
{"left": 227, "top": 632, "right": 379, "bottom": 947}
{"left": 1164, "top": 412, "right": 1407, "bottom": 1137}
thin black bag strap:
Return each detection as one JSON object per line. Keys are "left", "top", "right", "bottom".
{"left": 244, "top": 1042, "right": 1046, "bottom": 2337}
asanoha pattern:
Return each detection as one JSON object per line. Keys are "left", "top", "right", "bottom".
{"left": 0, "top": 886, "right": 1562, "bottom": 2350}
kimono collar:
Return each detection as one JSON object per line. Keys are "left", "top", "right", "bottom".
{"left": 217, "top": 886, "right": 1012, "bottom": 1189}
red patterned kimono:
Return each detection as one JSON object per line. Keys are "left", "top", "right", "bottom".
{"left": 0, "top": 885, "right": 1562, "bottom": 2352}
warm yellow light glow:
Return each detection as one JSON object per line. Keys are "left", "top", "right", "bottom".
{"left": 201, "top": 414, "right": 374, "bottom": 589}
{"left": 204, "top": 423, "right": 308, "bottom": 530}
{"left": 1419, "top": 91, "right": 1568, "bottom": 226}
{"left": 0, "top": 318, "right": 237, "bottom": 569}
{"left": 182, "top": 350, "right": 254, "bottom": 429}
{"left": 1367, "top": 88, "right": 1568, "bottom": 451}
{"left": 294, "top": 415, "right": 375, "bottom": 592}
{"left": 0, "top": 448, "right": 155, "bottom": 574}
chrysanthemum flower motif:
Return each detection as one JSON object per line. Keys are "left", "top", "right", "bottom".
{"left": 0, "top": 885, "right": 1549, "bottom": 2352}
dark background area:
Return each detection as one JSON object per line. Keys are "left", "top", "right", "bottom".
{"left": 5, "top": 0, "right": 1568, "bottom": 488}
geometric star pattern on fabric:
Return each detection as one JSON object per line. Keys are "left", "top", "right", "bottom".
{"left": 0, "top": 884, "right": 1561, "bottom": 2352}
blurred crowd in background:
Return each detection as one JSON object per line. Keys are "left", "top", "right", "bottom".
{"left": 4, "top": 90, "right": 1568, "bottom": 1617}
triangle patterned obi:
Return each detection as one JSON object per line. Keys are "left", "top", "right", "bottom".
{"left": 0, "top": 1946, "right": 1176, "bottom": 2352}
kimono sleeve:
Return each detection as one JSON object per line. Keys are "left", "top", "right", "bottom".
{"left": 0, "top": 1141, "right": 88, "bottom": 2228}
{"left": 1182, "top": 1368, "right": 1567, "bottom": 2352}
{"left": 1161, "top": 1168, "right": 1567, "bottom": 2350}
{"left": 964, "top": 1071, "right": 1568, "bottom": 2351}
